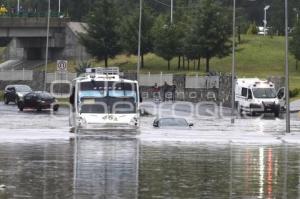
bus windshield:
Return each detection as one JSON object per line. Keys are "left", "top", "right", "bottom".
{"left": 252, "top": 88, "right": 277, "bottom": 99}
{"left": 78, "top": 81, "right": 138, "bottom": 114}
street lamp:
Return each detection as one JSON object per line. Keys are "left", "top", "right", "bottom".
{"left": 231, "top": 0, "right": 236, "bottom": 124}
{"left": 17, "top": 0, "right": 20, "bottom": 13}
{"left": 44, "top": 0, "right": 51, "bottom": 92}
{"left": 285, "top": 0, "right": 290, "bottom": 133}
{"left": 137, "top": 0, "right": 142, "bottom": 80}
{"left": 59, "top": 0, "right": 61, "bottom": 13}
{"left": 263, "top": 5, "right": 270, "bottom": 36}
{"left": 171, "top": 0, "right": 173, "bottom": 24}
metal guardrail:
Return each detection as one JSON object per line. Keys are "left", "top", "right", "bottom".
{"left": 0, "top": 69, "right": 33, "bottom": 81}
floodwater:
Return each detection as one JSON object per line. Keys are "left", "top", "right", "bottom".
{"left": 1, "top": 103, "right": 300, "bottom": 198}
{"left": 0, "top": 139, "right": 300, "bottom": 198}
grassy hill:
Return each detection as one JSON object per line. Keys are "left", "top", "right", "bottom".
{"left": 45, "top": 34, "right": 300, "bottom": 89}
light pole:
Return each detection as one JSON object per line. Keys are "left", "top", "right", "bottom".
{"left": 285, "top": 0, "right": 290, "bottom": 133}
{"left": 17, "top": 0, "right": 20, "bottom": 13}
{"left": 44, "top": 0, "right": 51, "bottom": 92}
{"left": 264, "top": 5, "right": 270, "bottom": 36}
{"left": 59, "top": 0, "right": 61, "bottom": 13}
{"left": 171, "top": 0, "right": 173, "bottom": 24}
{"left": 231, "top": 0, "right": 236, "bottom": 124}
{"left": 137, "top": 0, "right": 142, "bottom": 81}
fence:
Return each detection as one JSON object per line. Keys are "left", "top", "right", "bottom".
{"left": 0, "top": 69, "right": 33, "bottom": 81}
{"left": 138, "top": 73, "right": 173, "bottom": 86}
{"left": 46, "top": 72, "right": 77, "bottom": 83}
{"left": 185, "top": 76, "right": 219, "bottom": 89}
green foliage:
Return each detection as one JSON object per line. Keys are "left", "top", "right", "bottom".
{"left": 152, "top": 15, "right": 181, "bottom": 70}
{"left": 246, "top": 22, "right": 258, "bottom": 35}
{"left": 120, "top": 8, "right": 154, "bottom": 68}
{"left": 188, "top": 0, "right": 231, "bottom": 72}
{"left": 79, "top": 0, "right": 122, "bottom": 67}
{"left": 290, "top": 88, "right": 300, "bottom": 98}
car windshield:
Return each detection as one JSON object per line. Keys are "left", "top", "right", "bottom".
{"left": 38, "top": 92, "right": 53, "bottom": 98}
{"left": 159, "top": 118, "right": 188, "bottom": 127}
{"left": 15, "top": 85, "right": 32, "bottom": 92}
{"left": 252, "top": 88, "right": 277, "bottom": 99}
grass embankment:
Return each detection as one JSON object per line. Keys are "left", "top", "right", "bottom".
{"left": 43, "top": 34, "right": 300, "bottom": 91}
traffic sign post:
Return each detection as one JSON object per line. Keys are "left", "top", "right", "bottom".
{"left": 57, "top": 60, "right": 68, "bottom": 96}
{"left": 57, "top": 60, "right": 68, "bottom": 72}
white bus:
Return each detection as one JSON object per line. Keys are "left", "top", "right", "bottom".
{"left": 69, "top": 67, "right": 140, "bottom": 133}
{"left": 235, "top": 78, "right": 282, "bottom": 117}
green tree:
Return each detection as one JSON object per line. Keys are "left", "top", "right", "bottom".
{"left": 152, "top": 15, "right": 180, "bottom": 70}
{"left": 246, "top": 22, "right": 258, "bottom": 35}
{"left": 79, "top": 0, "right": 121, "bottom": 67}
{"left": 120, "top": 8, "right": 154, "bottom": 68}
{"left": 190, "top": 0, "right": 231, "bottom": 72}
{"left": 290, "top": 22, "right": 300, "bottom": 70}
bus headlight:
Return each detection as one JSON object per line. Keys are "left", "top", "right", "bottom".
{"left": 130, "top": 117, "right": 138, "bottom": 126}
{"left": 77, "top": 116, "right": 87, "bottom": 127}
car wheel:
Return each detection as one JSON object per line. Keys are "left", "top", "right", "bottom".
{"left": 274, "top": 110, "right": 280, "bottom": 118}
{"left": 53, "top": 105, "right": 59, "bottom": 112}
{"left": 15, "top": 97, "right": 19, "bottom": 104}
{"left": 4, "top": 96, "right": 9, "bottom": 104}
{"left": 18, "top": 105, "right": 24, "bottom": 111}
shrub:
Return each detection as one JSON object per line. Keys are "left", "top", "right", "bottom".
{"left": 246, "top": 22, "right": 258, "bottom": 35}
{"left": 289, "top": 88, "right": 300, "bottom": 98}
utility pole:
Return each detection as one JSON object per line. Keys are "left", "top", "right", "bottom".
{"left": 59, "top": 0, "right": 61, "bottom": 13}
{"left": 231, "top": 0, "right": 236, "bottom": 124}
{"left": 44, "top": 0, "right": 51, "bottom": 92}
{"left": 171, "top": 0, "right": 173, "bottom": 24}
{"left": 285, "top": 0, "right": 290, "bottom": 133}
{"left": 17, "top": 0, "right": 20, "bottom": 13}
{"left": 137, "top": 0, "right": 143, "bottom": 81}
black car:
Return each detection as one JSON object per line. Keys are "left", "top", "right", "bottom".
{"left": 4, "top": 84, "right": 32, "bottom": 104}
{"left": 153, "top": 117, "right": 193, "bottom": 128}
{"left": 18, "top": 91, "right": 59, "bottom": 111}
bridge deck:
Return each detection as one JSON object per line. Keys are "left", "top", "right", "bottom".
{"left": 0, "top": 17, "right": 70, "bottom": 28}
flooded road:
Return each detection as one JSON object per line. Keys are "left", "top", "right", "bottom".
{"left": 1, "top": 139, "right": 300, "bottom": 198}
{"left": 1, "top": 103, "right": 300, "bottom": 198}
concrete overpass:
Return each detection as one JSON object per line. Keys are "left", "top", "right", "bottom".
{"left": 0, "top": 17, "right": 89, "bottom": 61}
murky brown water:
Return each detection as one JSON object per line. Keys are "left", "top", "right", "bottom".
{"left": 0, "top": 138, "right": 299, "bottom": 199}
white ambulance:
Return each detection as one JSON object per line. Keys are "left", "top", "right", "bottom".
{"left": 235, "top": 78, "right": 283, "bottom": 117}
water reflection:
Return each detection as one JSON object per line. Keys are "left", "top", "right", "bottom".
{"left": 0, "top": 140, "right": 299, "bottom": 198}
{"left": 73, "top": 137, "right": 139, "bottom": 199}
{"left": 139, "top": 143, "right": 300, "bottom": 199}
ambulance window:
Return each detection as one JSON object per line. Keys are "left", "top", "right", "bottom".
{"left": 241, "top": 88, "right": 247, "bottom": 97}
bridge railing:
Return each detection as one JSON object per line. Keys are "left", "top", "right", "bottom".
{"left": 0, "top": 11, "right": 65, "bottom": 18}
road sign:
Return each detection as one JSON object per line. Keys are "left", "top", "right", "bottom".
{"left": 57, "top": 60, "right": 68, "bottom": 71}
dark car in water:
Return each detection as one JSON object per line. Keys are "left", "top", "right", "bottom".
{"left": 4, "top": 84, "right": 32, "bottom": 104}
{"left": 153, "top": 117, "right": 193, "bottom": 128}
{"left": 18, "top": 91, "right": 59, "bottom": 112}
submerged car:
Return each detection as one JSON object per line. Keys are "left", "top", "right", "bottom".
{"left": 18, "top": 91, "right": 59, "bottom": 111}
{"left": 4, "top": 84, "right": 32, "bottom": 104}
{"left": 153, "top": 117, "right": 193, "bottom": 128}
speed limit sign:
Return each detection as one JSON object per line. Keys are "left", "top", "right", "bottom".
{"left": 57, "top": 60, "right": 68, "bottom": 71}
